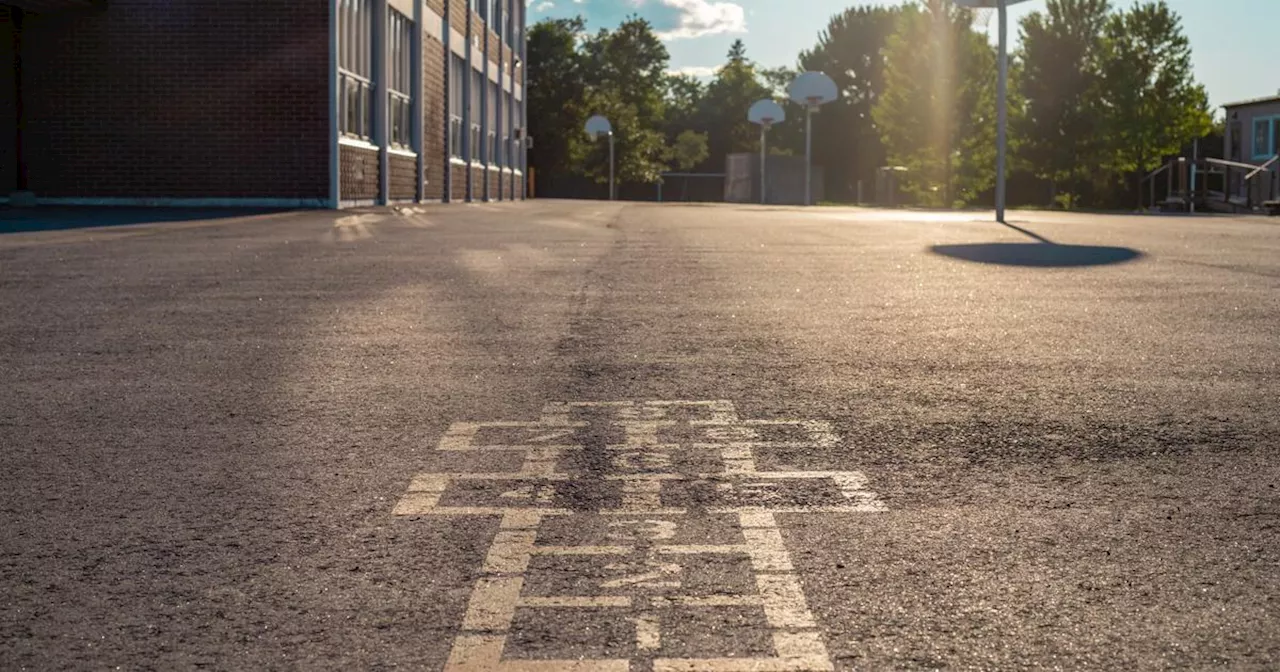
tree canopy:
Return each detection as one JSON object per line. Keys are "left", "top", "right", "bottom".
{"left": 526, "top": 0, "right": 1215, "bottom": 209}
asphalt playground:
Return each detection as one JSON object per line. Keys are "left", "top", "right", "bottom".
{"left": 1, "top": 201, "right": 1277, "bottom": 670}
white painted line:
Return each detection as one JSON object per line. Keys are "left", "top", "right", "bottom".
{"left": 392, "top": 491, "right": 442, "bottom": 515}
{"left": 461, "top": 576, "right": 524, "bottom": 631}
{"left": 519, "top": 596, "right": 632, "bottom": 608}
{"left": 742, "top": 527, "right": 795, "bottom": 572}
{"left": 619, "top": 479, "right": 664, "bottom": 511}
{"left": 654, "top": 656, "right": 833, "bottom": 672}
{"left": 532, "top": 545, "right": 633, "bottom": 556}
{"left": 483, "top": 530, "right": 538, "bottom": 574}
{"left": 649, "top": 595, "right": 762, "bottom": 608}
{"left": 632, "top": 613, "right": 661, "bottom": 651}
{"left": 407, "top": 507, "right": 575, "bottom": 516}
{"left": 445, "top": 635, "right": 629, "bottom": 672}
{"left": 755, "top": 574, "right": 817, "bottom": 629}
{"left": 500, "top": 511, "right": 544, "bottom": 529}
{"left": 401, "top": 400, "right": 886, "bottom": 669}
{"left": 658, "top": 544, "right": 749, "bottom": 555}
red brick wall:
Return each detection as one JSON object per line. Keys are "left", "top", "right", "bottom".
{"left": 423, "top": 32, "right": 446, "bottom": 201}
{"left": 340, "top": 144, "right": 379, "bottom": 201}
{"left": 389, "top": 153, "right": 417, "bottom": 201}
{"left": 450, "top": 165, "right": 468, "bottom": 202}
{"left": 448, "top": 0, "right": 467, "bottom": 35}
{"left": 21, "top": 0, "right": 328, "bottom": 200}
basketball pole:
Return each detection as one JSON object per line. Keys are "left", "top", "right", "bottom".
{"left": 760, "top": 124, "right": 767, "bottom": 205}
{"left": 805, "top": 106, "right": 814, "bottom": 206}
{"left": 608, "top": 133, "right": 615, "bottom": 201}
{"left": 996, "top": 0, "right": 1008, "bottom": 223}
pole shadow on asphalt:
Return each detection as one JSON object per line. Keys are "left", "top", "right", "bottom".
{"left": 930, "top": 220, "right": 1144, "bottom": 267}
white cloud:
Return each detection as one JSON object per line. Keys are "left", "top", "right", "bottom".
{"left": 667, "top": 65, "right": 720, "bottom": 78}
{"left": 652, "top": 0, "right": 747, "bottom": 41}
{"left": 532, "top": 0, "right": 554, "bottom": 10}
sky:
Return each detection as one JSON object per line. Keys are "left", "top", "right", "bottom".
{"left": 526, "top": 0, "right": 1280, "bottom": 110}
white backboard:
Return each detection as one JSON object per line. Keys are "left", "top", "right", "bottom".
{"left": 585, "top": 115, "right": 612, "bottom": 139}
{"left": 748, "top": 99, "right": 786, "bottom": 127}
{"left": 788, "top": 72, "right": 839, "bottom": 108}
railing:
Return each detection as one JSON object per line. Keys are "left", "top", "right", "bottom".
{"left": 1206, "top": 156, "right": 1279, "bottom": 211}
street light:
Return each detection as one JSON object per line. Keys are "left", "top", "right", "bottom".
{"left": 956, "top": 0, "right": 1033, "bottom": 223}
{"left": 585, "top": 115, "right": 614, "bottom": 201}
{"left": 748, "top": 99, "right": 786, "bottom": 205}
{"left": 787, "top": 72, "right": 838, "bottom": 206}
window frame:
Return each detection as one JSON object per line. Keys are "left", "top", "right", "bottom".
{"left": 1252, "top": 116, "right": 1280, "bottom": 161}
{"left": 386, "top": 9, "right": 414, "bottom": 150}
{"left": 338, "top": 0, "right": 375, "bottom": 141}
{"left": 449, "top": 55, "right": 465, "bottom": 158}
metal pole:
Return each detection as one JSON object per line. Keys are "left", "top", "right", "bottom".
{"left": 760, "top": 126, "right": 767, "bottom": 205}
{"left": 608, "top": 134, "right": 615, "bottom": 201}
{"left": 996, "top": 0, "right": 1008, "bottom": 223}
{"left": 805, "top": 108, "right": 813, "bottom": 206}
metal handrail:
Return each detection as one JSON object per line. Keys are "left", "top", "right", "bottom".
{"left": 1245, "top": 155, "right": 1279, "bottom": 181}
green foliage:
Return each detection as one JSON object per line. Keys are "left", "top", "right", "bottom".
{"left": 669, "top": 130, "right": 710, "bottom": 171}
{"left": 575, "top": 16, "right": 673, "bottom": 184}
{"left": 873, "top": 0, "right": 999, "bottom": 206}
{"left": 798, "top": 5, "right": 900, "bottom": 199}
{"left": 1016, "top": 0, "right": 1111, "bottom": 195}
{"left": 1098, "top": 0, "right": 1211, "bottom": 202}
{"left": 526, "top": 17, "right": 587, "bottom": 179}
{"left": 695, "top": 40, "right": 772, "bottom": 171}
{"left": 525, "top": 1, "right": 1214, "bottom": 208}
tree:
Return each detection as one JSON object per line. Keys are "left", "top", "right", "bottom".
{"left": 1016, "top": 0, "right": 1111, "bottom": 208}
{"left": 798, "top": 5, "right": 900, "bottom": 199}
{"left": 873, "top": 0, "right": 999, "bottom": 205}
{"left": 695, "top": 40, "right": 771, "bottom": 171}
{"left": 663, "top": 73, "right": 706, "bottom": 141}
{"left": 526, "top": 17, "right": 587, "bottom": 181}
{"left": 669, "top": 130, "right": 710, "bottom": 171}
{"left": 576, "top": 16, "right": 673, "bottom": 183}
{"left": 1098, "top": 1, "right": 1211, "bottom": 207}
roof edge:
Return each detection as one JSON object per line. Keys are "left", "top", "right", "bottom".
{"left": 1224, "top": 94, "right": 1280, "bottom": 109}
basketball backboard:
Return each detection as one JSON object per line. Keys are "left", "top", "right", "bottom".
{"left": 788, "top": 72, "right": 838, "bottom": 109}
{"left": 584, "top": 115, "right": 612, "bottom": 140}
{"left": 748, "top": 99, "right": 786, "bottom": 127}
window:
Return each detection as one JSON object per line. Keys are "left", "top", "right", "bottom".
{"left": 492, "top": 0, "right": 503, "bottom": 34}
{"left": 339, "top": 0, "right": 374, "bottom": 140}
{"left": 505, "top": 0, "right": 515, "bottom": 46}
{"left": 470, "top": 69, "right": 483, "bottom": 162}
{"left": 1253, "top": 118, "right": 1273, "bottom": 159}
{"left": 489, "top": 81, "right": 500, "bottom": 166}
{"left": 388, "top": 10, "right": 414, "bottom": 149}
{"left": 506, "top": 91, "right": 516, "bottom": 168}
{"left": 449, "top": 55, "right": 465, "bottom": 158}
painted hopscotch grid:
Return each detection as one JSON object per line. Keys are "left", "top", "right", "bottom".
{"left": 393, "top": 400, "right": 887, "bottom": 671}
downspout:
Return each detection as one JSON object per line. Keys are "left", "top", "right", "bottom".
{"left": 520, "top": 0, "right": 527, "bottom": 199}
{"left": 329, "top": 0, "right": 340, "bottom": 208}
{"left": 463, "top": 0, "right": 472, "bottom": 202}
{"left": 442, "top": 0, "right": 451, "bottom": 202}
{"left": 413, "top": 0, "right": 424, "bottom": 202}
{"left": 495, "top": 3, "right": 503, "bottom": 201}
{"left": 481, "top": 1, "right": 490, "bottom": 202}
